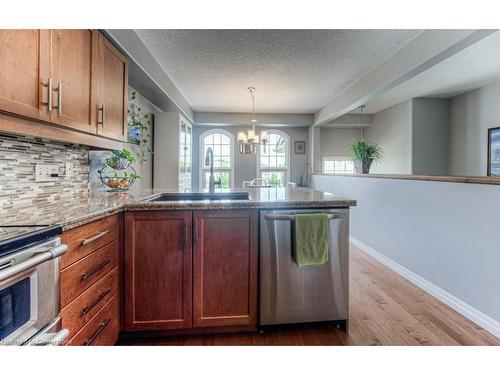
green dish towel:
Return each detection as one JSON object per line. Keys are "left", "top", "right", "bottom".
{"left": 294, "top": 213, "right": 329, "bottom": 267}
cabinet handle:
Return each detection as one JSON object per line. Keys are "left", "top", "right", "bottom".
{"left": 42, "top": 78, "right": 52, "bottom": 112}
{"left": 97, "top": 105, "right": 106, "bottom": 128}
{"left": 84, "top": 318, "right": 111, "bottom": 346}
{"left": 81, "top": 260, "right": 111, "bottom": 281}
{"left": 81, "top": 230, "right": 109, "bottom": 246}
{"left": 81, "top": 288, "right": 112, "bottom": 316}
{"left": 53, "top": 82, "right": 62, "bottom": 115}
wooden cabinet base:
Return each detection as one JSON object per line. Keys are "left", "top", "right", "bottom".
{"left": 66, "top": 294, "right": 120, "bottom": 346}
{"left": 123, "top": 210, "right": 258, "bottom": 333}
{"left": 123, "top": 211, "right": 193, "bottom": 331}
{"left": 193, "top": 210, "right": 258, "bottom": 328}
{"left": 61, "top": 268, "right": 119, "bottom": 340}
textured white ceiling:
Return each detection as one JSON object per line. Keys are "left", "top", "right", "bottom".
{"left": 135, "top": 29, "right": 422, "bottom": 113}
{"left": 361, "top": 30, "right": 500, "bottom": 114}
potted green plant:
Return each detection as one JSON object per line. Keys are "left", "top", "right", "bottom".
{"left": 128, "top": 91, "right": 152, "bottom": 162}
{"left": 296, "top": 164, "right": 312, "bottom": 187}
{"left": 348, "top": 138, "right": 383, "bottom": 174}
{"left": 106, "top": 149, "right": 136, "bottom": 170}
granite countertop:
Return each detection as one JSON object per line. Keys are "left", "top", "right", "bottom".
{"left": 1, "top": 187, "right": 357, "bottom": 232}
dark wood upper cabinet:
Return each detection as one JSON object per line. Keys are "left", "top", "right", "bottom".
{"left": 193, "top": 210, "right": 258, "bottom": 328}
{"left": 0, "top": 29, "right": 50, "bottom": 121}
{"left": 96, "top": 33, "right": 128, "bottom": 141}
{"left": 123, "top": 211, "right": 193, "bottom": 331}
{"left": 49, "top": 29, "right": 99, "bottom": 134}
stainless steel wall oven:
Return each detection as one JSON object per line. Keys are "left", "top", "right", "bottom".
{"left": 0, "top": 227, "right": 69, "bottom": 345}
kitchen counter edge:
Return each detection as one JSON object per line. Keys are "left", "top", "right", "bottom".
{"left": 62, "top": 198, "right": 357, "bottom": 231}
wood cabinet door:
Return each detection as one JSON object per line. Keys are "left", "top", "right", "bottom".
{"left": 193, "top": 210, "right": 258, "bottom": 328}
{"left": 0, "top": 29, "right": 50, "bottom": 121}
{"left": 124, "top": 211, "right": 193, "bottom": 331}
{"left": 96, "top": 33, "right": 128, "bottom": 141}
{"left": 49, "top": 29, "right": 98, "bottom": 133}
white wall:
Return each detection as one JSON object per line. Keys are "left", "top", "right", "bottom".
{"left": 449, "top": 80, "right": 500, "bottom": 177}
{"left": 127, "top": 87, "right": 157, "bottom": 192}
{"left": 365, "top": 99, "right": 413, "bottom": 174}
{"left": 312, "top": 174, "right": 500, "bottom": 336}
{"left": 319, "top": 127, "right": 362, "bottom": 164}
{"left": 309, "top": 126, "right": 321, "bottom": 174}
{"left": 153, "top": 112, "right": 183, "bottom": 189}
{"left": 192, "top": 126, "right": 308, "bottom": 188}
{"left": 412, "top": 98, "right": 449, "bottom": 175}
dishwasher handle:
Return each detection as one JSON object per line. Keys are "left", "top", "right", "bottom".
{"left": 264, "top": 212, "right": 345, "bottom": 222}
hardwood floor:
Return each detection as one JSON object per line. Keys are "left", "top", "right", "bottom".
{"left": 117, "top": 245, "right": 500, "bottom": 346}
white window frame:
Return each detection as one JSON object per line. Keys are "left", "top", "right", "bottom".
{"left": 256, "top": 129, "right": 290, "bottom": 186}
{"left": 199, "top": 129, "right": 235, "bottom": 189}
{"left": 178, "top": 116, "right": 192, "bottom": 190}
{"left": 322, "top": 156, "right": 355, "bottom": 174}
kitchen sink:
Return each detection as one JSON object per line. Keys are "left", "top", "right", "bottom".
{"left": 144, "top": 192, "right": 251, "bottom": 202}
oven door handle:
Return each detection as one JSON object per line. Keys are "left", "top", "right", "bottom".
{"left": 0, "top": 244, "right": 68, "bottom": 283}
{"left": 46, "top": 328, "right": 70, "bottom": 346}
{"left": 23, "top": 317, "right": 70, "bottom": 346}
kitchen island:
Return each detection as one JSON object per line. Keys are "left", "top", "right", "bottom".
{"left": 3, "top": 187, "right": 356, "bottom": 230}
{"left": 2, "top": 187, "right": 356, "bottom": 344}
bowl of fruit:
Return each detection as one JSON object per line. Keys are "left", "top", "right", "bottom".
{"left": 98, "top": 169, "right": 140, "bottom": 191}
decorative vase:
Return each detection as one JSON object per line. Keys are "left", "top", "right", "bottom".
{"left": 354, "top": 159, "right": 373, "bottom": 174}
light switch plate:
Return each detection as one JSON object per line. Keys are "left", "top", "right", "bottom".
{"left": 35, "top": 163, "right": 59, "bottom": 182}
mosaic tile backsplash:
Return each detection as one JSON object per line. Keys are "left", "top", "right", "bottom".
{"left": 0, "top": 133, "right": 90, "bottom": 224}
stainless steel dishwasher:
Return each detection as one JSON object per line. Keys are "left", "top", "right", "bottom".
{"left": 259, "top": 208, "right": 349, "bottom": 330}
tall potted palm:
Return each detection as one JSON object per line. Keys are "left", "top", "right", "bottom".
{"left": 348, "top": 139, "right": 383, "bottom": 174}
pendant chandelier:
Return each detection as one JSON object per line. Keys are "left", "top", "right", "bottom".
{"left": 237, "top": 87, "right": 268, "bottom": 154}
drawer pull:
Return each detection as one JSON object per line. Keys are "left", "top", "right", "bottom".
{"left": 81, "top": 230, "right": 110, "bottom": 246}
{"left": 84, "top": 318, "right": 111, "bottom": 346}
{"left": 81, "top": 260, "right": 111, "bottom": 281}
{"left": 81, "top": 289, "right": 112, "bottom": 316}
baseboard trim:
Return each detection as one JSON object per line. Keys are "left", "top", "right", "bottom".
{"left": 350, "top": 236, "right": 500, "bottom": 339}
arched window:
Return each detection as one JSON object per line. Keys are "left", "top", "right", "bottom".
{"left": 257, "top": 130, "right": 289, "bottom": 187}
{"left": 199, "top": 129, "right": 234, "bottom": 189}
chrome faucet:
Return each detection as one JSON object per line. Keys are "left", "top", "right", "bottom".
{"left": 205, "top": 147, "right": 221, "bottom": 193}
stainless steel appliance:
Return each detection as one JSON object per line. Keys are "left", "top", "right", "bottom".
{"left": 0, "top": 227, "right": 69, "bottom": 345}
{"left": 260, "top": 208, "right": 349, "bottom": 329}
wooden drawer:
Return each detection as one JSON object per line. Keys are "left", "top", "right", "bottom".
{"left": 66, "top": 294, "right": 120, "bottom": 346}
{"left": 61, "top": 214, "right": 119, "bottom": 269}
{"left": 61, "top": 240, "right": 118, "bottom": 307}
{"left": 61, "top": 267, "right": 119, "bottom": 339}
